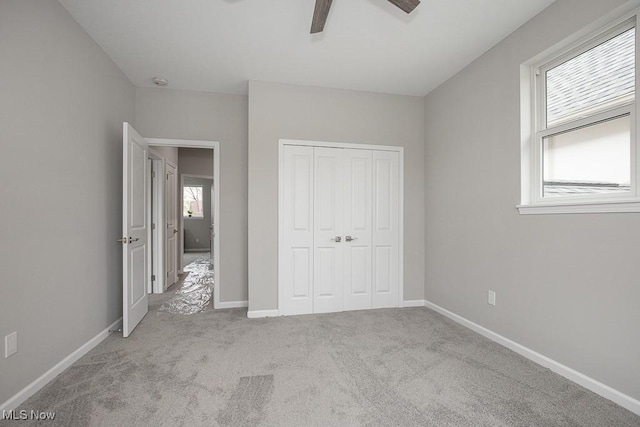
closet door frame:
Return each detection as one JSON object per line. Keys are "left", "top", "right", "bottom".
{"left": 278, "top": 139, "right": 404, "bottom": 315}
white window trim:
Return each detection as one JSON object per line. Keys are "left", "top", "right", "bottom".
{"left": 519, "top": 5, "right": 640, "bottom": 215}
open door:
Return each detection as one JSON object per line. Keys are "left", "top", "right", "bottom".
{"left": 165, "top": 162, "right": 178, "bottom": 286}
{"left": 122, "top": 122, "right": 149, "bottom": 337}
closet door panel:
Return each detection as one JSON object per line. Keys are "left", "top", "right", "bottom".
{"left": 372, "top": 150, "right": 400, "bottom": 308}
{"left": 343, "top": 149, "right": 373, "bottom": 311}
{"left": 281, "top": 145, "right": 314, "bottom": 316}
{"left": 313, "top": 147, "right": 344, "bottom": 313}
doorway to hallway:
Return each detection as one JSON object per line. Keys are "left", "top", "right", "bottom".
{"left": 121, "top": 122, "right": 220, "bottom": 337}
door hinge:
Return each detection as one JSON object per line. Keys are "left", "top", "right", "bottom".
{"left": 167, "top": 272, "right": 170, "bottom": 277}
{"left": 152, "top": 223, "right": 156, "bottom": 230}
{"left": 151, "top": 274, "right": 156, "bottom": 282}
{"left": 166, "top": 174, "right": 170, "bottom": 180}
{"left": 152, "top": 171, "right": 156, "bottom": 178}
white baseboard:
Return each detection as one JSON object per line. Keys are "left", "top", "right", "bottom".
{"left": 402, "top": 299, "right": 427, "bottom": 308}
{"left": 247, "top": 309, "right": 280, "bottom": 319}
{"left": 424, "top": 300, "right": 640, "bottom": 415}
{"left": 215, "top": 300, "right": 248, "bottom": 309}
{"left": 0, "top": 317, "right": 122, "bottom": 412}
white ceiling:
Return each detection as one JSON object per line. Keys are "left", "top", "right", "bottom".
{"left": 58, "top": 0, "right": 556, "bottom": 96}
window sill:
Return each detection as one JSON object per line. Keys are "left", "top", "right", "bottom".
{"left": 517, "top": 199, "right": 640, "bottom": 215}
{"left": 184, "top": 216, "right": 204, "bottom": 219}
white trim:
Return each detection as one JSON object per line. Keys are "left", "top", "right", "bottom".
{"left": 279, "top": 138, "right": 400, "bottom": 152}
{"left": 278, "top": 139, "right": 405, "bottom": 314}
{"left": 146, "top": 138, "right": 221, "bottom": 310}
{"left": 247, "top": 309, "right": 280, "bottom": 318}
{"left": 398, "top": 148, "right": 404, "bottom": 306}
{"left": 0, "top": 317, "right": 122, "bottom": 412}
{"left": 517, "top": 199, "right": 640, "bottom": 214}
{"left": 216, "top": 300, "right": 248, "bottom": 309}
{"left": 402, "top": 299, "right": 426, "bottom": 308}
{"left": 423, "top": 300, "right": 640, "bottom": 415}
{"left": 147, "top": 138, "right": 217, "bottom": 149}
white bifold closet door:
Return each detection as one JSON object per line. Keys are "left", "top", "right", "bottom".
{"left": 371, "top": 150, "right": 400, "bottom": 309}
{"left": 280, "top": 145, "right": 399, "bottom": 316}
{"left": 342, "top": 149, "right": 373, "bottom": 311}
{"left": 313, "top": 147, "right": 345, "bottom": 313}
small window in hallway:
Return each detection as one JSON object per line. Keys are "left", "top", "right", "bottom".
{"left": 183, "top": 185, "right": 204, "bottom": 217}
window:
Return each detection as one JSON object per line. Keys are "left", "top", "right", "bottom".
{"left": 183, "top": 186, "right": 204, "bottom": 218}
{"left": 520, "top": 14, "right": 640, "bottom": 214}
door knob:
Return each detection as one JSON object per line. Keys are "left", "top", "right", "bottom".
{"left": 129, "top": 237, "right": 140, "bottom": 243}
{"left": 331, "top": 236, "right": 342, "bottom": 242}
{"left": 117, "top": 237, "right": 127, "bottom": 244}
{"left": 345, "top": 236, "right": 358, "bottom": 242}
{"left": 173, "top": 229, "right": 178, "bottom": 234}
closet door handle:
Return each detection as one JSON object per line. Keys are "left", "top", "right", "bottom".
{"left": 331, "top": 236, "right": 342, "bottom": 242}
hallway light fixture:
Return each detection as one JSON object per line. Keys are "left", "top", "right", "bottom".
{"left": 152, "top": 77, "right": 168, "bottom": 87}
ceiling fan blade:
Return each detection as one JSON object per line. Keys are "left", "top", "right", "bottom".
{"left": 310, "top": 0, "right": 333, "bottom": 34}
{"left": 387, "top": 0, "right": 420, "bottom": 14}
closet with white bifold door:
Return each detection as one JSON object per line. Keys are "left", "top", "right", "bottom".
{"left": 279, "top": 141, "right": 402, "bottom": 316}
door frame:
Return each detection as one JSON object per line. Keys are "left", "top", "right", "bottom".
{"left": 277, "top": 139, "right": 405, "bottom": 313}
{"left": 147, "top": 149, "right": 166, "bottom": 294}
{"left": 147, "top": 138, "right": 221, "bottom": 309}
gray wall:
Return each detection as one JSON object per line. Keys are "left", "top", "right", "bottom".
{"left": 151, "top": 146, "right": 178, "bottom": 165}
{"left": 0, "top": 0, "right": 135, "bottom": 405}
{"left": 136, "top": 88, "right": 248, "bottom": 303}
{"left": 179, "top": 147, "right": 213, "bottom": 177}
{"left": 423, "top": 0, "right": 639, "bottom": 400}
{"left": 183, "top": 176, "right": 213, "bottom": 251}
{"left": 248, "top": 81, "right": 425, "bottom": 311}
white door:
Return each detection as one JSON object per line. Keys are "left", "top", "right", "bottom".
{"left": 313, "top": 147, "right": 344, "bottom": 313}
{"left": 122, "top": 123, "right": 149, "bottom": 337}
{"left": 372, "top": 150, "right": 400, "bottom": 308}
{"left": 280, "top": 145, "right": 315, "bottom": 315}
{"left": 343, "top": 149, "right": 373, "bottom": 311}
{"left": 166, "top": 162, "right": 178, "bottom": 286}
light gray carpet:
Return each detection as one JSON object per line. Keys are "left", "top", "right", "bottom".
{"left": 14, "top": 303, "right": 640, "bottom": 426}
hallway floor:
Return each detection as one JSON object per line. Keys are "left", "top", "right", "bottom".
{"left": 183, "top": 251, "right": 210, "bottom": 266}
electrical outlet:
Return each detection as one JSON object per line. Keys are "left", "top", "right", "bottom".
{"left": 488, "top": 291, "right": 496, "bottom": 306}
{"left": 5, "top": 332, "right": 17, "bottom": 358}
